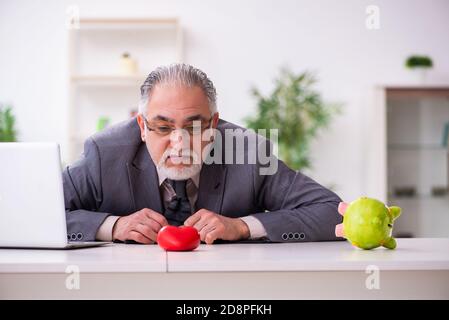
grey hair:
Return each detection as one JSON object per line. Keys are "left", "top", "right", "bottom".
{"left": 138, "top": 63, "right": 217, "bottom": 116}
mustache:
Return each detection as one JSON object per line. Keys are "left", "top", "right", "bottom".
{"left": 159, "top": 149, "right": 201, "bottom": 165}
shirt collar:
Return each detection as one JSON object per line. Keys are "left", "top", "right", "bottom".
{"left": 157, "top": 167, "right": 200, "bottom": 188}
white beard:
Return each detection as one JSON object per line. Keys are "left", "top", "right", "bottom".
{"left": 157, "top": 162, "right": 202, "bottom": 180}
{"left": 156, "top": 148, "right": 202, "bottom": 180}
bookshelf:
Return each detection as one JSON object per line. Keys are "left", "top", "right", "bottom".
{"left": 67, "top": 18, "right": 183, "bottom": 162}
{"left": 385, "top": 86, "right": 449, "bottom": 237}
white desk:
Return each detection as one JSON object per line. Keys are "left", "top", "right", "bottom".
{"left": 1, "top": 238, "right": 448, "bottom": 299}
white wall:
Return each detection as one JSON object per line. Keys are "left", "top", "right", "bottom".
{"left": 1, "top": 0, "right": 449, "bottom": 202}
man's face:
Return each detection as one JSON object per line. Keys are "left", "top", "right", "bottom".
{"left": 137, "top": 84, "right": 219, "bottom": 180}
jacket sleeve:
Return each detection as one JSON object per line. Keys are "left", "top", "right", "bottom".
{"left": 251, "top": 157, "right": 344, "bottom": 243}
{"left": 63, "top": 137, "right": 111, "bottom": 241}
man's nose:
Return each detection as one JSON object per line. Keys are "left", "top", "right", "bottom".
{"left": 169, "top": 129, "right": 190, "bottom": 151}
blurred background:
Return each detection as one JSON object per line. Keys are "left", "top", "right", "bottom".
{"left": 1, "top": 0, "right": 448, "bottom": 237}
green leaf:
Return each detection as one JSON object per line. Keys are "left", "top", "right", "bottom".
{"left": 0, "top": 104, "right": 18, "bottom": 142}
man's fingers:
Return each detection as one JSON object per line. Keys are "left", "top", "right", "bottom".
{"left": 143, "top": 209, "right": 168, "bottom": 227}
{"left": 199, "top": 224, "right": 215, "bottom": 242}
{"left": 147, "top": 219, "right": 165, "bottom": 233}
{"left": 128, "top": 230, "right": 153, "bottom": 244}
{"left": 135, "top": 223, "right": 158, "bottom": 242}
{"left": 192, "top": 216, "right": 210, "bottom": 232}
{"left": 338, "top": 202, "right": 349, "bottom": 216}
{"left": 184, "top": 211, "right": 202, "bottom": 227}
{"left": 204, "top": 228, "right": 222, "bottom": 245}
{"left": 140, "top": 216, "right": 165, "bottom": 233}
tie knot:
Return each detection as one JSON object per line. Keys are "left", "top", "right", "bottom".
{"left": 168, "top": 179, "right": 188, "bottom": 198}
{"left": 165, "top": 179, "right": 191, "bottom": 226}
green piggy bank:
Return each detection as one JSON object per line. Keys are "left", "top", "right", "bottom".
{"left": 335, "top": 197, "right": 401, "bottom": 250}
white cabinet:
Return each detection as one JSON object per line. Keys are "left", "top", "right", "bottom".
{"left": 67, "top": 18, "right": 183, "bottom": 162}
{"left": 385, "top": 87, "right": 449, "bottom": 237}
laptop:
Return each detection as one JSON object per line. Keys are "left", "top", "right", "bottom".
{"left": 0, "top": 142, "right": 110, "bottom": 249}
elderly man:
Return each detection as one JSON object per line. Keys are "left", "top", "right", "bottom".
{"left": 64, "top": 63, "right": 342, "bottom": 244}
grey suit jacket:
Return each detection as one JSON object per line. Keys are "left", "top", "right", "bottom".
{"left": 63, "top": 118, "right": 343, "bottom": 242}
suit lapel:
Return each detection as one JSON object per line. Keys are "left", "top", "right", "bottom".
{"left": 196, "top": 121, "right": 228, "bottom": 214}
{"left": 126, "top": 143, "right": 163, "bottom": 214}
{"left": 196, "top": 162, "right": 227, "bottom": 214}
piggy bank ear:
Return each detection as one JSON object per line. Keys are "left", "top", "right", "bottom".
{"left": 338, "top": 202, "right": 348, "bottom": 216}
{"left": 388, "top": 206, "right": 401, "bottom": 220}
{"left": 335, "top": 223, "right": 345, "bottom": 238}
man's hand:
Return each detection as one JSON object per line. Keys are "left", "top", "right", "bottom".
{"left": 112, "top": 208, "right": 168, "bottom": 244}
{"left": 184, "top": 209, "right": 250, "bottom": 244}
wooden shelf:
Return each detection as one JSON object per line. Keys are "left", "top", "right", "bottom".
{"left": 77, "top": 18, "right": 179, "bottom": 31}
{"left": 388, "top": 144, "right": 447, "bottom": 151}
{"left": 71, "top": 74, "right": 146, "bottom": 86}
{"left": 386, "top": 86, "right": 449, "bottom": 98}
{"left": 388, "top": 195, "right": 449, "bottom": 200}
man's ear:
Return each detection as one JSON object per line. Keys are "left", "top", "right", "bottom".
{"left": 212, "top": 112, "right": 219, "bottom": 128}
{"left": 136, "top": 114, "right": 146, "bottom": 141}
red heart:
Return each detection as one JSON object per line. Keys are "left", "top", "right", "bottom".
{"left": 157, "top": 226, "right": 200, "bottom": 251}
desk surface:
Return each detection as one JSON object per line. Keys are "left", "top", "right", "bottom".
{"left": 0, "top": 244, "right": 166, "bottom": 273}
{"left": 1, "top": 238, "right": 448, "bottom": 273}
{"left": 167, "top": 238, "right": 449, "bottom": 272}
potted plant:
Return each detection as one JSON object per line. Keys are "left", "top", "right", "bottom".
{"left": 245, "top": 69, "right": 341, "bottom": 171}
{"left": 405, "top": 55, "right": 433, "bottom": 83}
{"left": 0, "top": 105, "right": 17, "bottom": 142}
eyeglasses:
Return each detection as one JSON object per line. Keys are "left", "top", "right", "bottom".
{"left": 142, "top": 116, "right": 214, "bottom": 137}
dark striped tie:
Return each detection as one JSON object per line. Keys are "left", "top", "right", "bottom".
{"left": 164, "top": 179, "right": 192, "bottom": 226}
